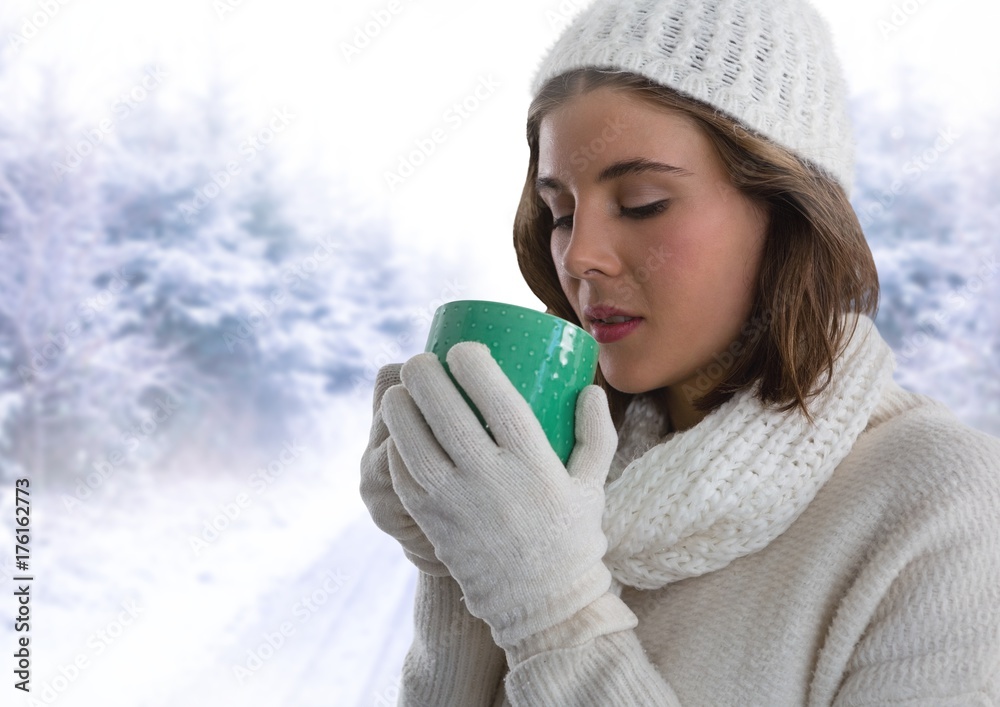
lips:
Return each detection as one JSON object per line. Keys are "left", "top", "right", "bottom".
{"left": 583, "top": 304, "right": 643, "bottom": 344}
{"left": 584, "top": 304, "right": 636, "bottom": 320}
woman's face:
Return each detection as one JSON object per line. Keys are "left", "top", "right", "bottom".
{"left": 537, "top": 87, "right": 767, "bottom": 418}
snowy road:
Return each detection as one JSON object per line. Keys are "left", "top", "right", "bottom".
{"left": 161, "top": 516, "right": 418, "bottom": 707}
{"left": 0, "top": 397, "right": 420, "bottom": 707}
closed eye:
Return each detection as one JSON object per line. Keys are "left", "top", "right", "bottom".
{"left": 621, "top": 200, "right": 669, "bottom": 219}
{"left": 549, "top": 200, "right": 670, "bottom": 232}
{"left": 552, "top": 214, "right": 573, "bottom": 231}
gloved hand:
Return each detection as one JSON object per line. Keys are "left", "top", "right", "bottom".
{"left": 381, "top": 341, "right": 619, "bottom": 652}
{"left": 360, "top": 363, "right": 449, "bottom": 577}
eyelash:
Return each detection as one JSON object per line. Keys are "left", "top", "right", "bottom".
{"left": 623, "top": 200, "right": 669, "bottom": 219}
{"left": 550, "top": 200, "right": 670, "bottom": 231}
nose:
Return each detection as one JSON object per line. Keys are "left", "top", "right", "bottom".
{"left": 557, "top": 205, "right": 620, "bottom": 280}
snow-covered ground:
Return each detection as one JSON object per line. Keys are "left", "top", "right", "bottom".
{"left": 0, "top": 395, "right": 417, "bottom": 707}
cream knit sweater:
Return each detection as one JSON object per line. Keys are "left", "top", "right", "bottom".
{"left": 397, "top": 380, "right": 1000, "bottom": 706}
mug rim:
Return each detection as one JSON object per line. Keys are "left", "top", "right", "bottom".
{"left": 432, "top": 299, "right": 594, "bottom": 342}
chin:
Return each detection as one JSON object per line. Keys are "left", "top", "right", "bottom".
{"left": 602, "top": 360, "right": 690, "bottom": 396}
{"left": 601, "top": 370, "right": 658, "bottom": 396}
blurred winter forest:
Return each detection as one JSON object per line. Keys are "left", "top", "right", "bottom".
{"left": 0, "top": 62, "right": 447, "bottom": 488}
{"left": 851, "top": 69, "right": 1000, "bottom": 434}
{"left": 0, "top": 62, "right": 997, "bottom": 491}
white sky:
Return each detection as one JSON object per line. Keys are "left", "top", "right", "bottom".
{"left": 3, "top": 0, "right": 998, "bottom": 310}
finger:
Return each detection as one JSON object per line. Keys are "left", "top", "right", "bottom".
{"left": 445, "top": 341, "right": 552, "bottom": 459}
{"left": 386, "top": 437, "right": 433, "bottom": 523}
{"left": 398, "top": 351, "right": 497, "bottom": 469}
{"left": 359, "top": 427, "right": 393, "bottom": 509}
{"left": 372, "top": 363, "right": 403, "bottom": 415}
{"left": 380, "top": 485, "right": 448, "bottom": 574}
{"left": 403, "top": 547, "right": 450, "bottom": 577}
{"left": 382, "top": 384, "right": 457, "bottom": 490}
{"left": 365, "top": 365, "right": 402, "bottom": 451}
{"left": 365, "top": 403, "right": 390, "bottom": 452}
{"left": 565, "top": 385, "right": 617, "bottom": 487}
{"left": 360, "top": 433, "right": 411, "bottom": 535}
{"left": 360, "top": 429, "right": 450, "bottom": 576}
{"left": 383, "top": 442, "right": 450, "bottom": 577}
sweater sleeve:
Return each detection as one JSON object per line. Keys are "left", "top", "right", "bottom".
{"left": 398, "top": 572, "right": 507, "bottom": 707}
{"left": 501, "top": 592, "right": 683, "bottom": 705}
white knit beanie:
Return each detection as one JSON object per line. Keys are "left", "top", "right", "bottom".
{"left": 530, "top": 0, "right": 855, "bottom": 194}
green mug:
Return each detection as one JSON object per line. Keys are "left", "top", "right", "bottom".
{"left": 424, "top": 300, "right": 599, "bottom": 464}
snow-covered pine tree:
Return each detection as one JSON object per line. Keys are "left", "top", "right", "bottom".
{"left": 0, "top": 63, "right": 164, "bottom": 485}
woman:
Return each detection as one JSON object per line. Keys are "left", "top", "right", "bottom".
{"left": 361, "top": 0, "right": 1000, "bottom": 703}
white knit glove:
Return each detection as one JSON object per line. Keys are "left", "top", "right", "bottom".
{"left": 382, "top": 341, "right": 619, "bottom": 652}
{"left": 360, "top": 363, "right": 449, "bottom": 577}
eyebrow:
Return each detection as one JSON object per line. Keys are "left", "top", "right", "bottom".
{"left": 535, "top": 158, "right": 693, "bottom": 193}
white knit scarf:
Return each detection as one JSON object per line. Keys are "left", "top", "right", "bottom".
{"left": 602, "top": 314, "right": 896, "bottom": 591}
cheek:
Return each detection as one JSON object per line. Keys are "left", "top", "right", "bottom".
{"left": 723, "top": 205, "right": 767, "bottom": 296}
{"left": 676, "top": 201, "right": 763, "bottom": 289}
{"left": 550, "top": 237, "right": 571, "bottom": 288}
{"left": 549, "top": 234, "right": 561, "bottom": 268}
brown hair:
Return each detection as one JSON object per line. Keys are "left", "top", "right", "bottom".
{"left": 513, "top": 69, "right": 879, "bottom": 429}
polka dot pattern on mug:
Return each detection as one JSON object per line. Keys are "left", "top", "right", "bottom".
{"left": 424, "top": 300, "right": 598, "bottom": 463}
